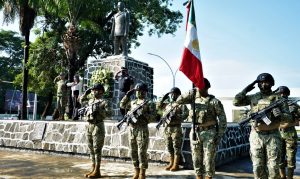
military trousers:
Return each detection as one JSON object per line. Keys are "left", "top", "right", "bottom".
{"left": 164, "top": 126, "right": 183, "bottom": 156}
{"left": 56, "top": 95, "right": 67, "bottom": 117}
{"left": 86, "top": 122, "right": 105, "bottom": 165}
{"left": 279, "top": 127, "right": 298, "bottom": 169}
{"left": 190, "top": 128, "right": 217, "bottom": 177}
{"left": 249, "top": 130, "right": 282, "bottom": 179}
{"left": 129, "top": 126, "right": 149, "bottom": 169}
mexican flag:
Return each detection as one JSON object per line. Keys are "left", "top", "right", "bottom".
{"left": 179, "top": 0, "right": 204, "bottom": 89}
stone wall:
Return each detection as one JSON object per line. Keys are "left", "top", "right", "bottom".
{"left": 0, "top": 120, "right": 250, "bottom": 168}
{"left": 84, "top": 56, "right": 154, "bottom": 119}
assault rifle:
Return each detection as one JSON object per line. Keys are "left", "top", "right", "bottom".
{"left": 78, "top": 100, "right": 102, "bottom": 118}
{"left": 156, "top": 105, "right": 176, "bottom": 129}
{"left": 116, "top": 100, "right": 149, "bottom": 130}
{"left": 239, "top": 98, "right": 287, "bottom": 127}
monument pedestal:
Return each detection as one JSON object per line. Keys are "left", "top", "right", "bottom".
{"left": 84, "top": 55, "right": 154, "bottom": 119}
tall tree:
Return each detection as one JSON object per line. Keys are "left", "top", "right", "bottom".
{"left": 1, "top": 0, "right": 38, "bottom": 119}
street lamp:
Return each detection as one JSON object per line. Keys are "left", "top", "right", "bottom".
{"left": 147, "top": 53, "right": 176, "bottom": 87}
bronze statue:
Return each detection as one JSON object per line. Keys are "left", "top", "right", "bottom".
{"left": 110, "top": 1, "right": 130, "bottom": 56}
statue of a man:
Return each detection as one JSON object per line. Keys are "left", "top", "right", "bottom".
{"left": 110, "top": 1, "right": 130, "bottom": 56}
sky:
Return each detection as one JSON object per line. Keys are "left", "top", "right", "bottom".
{"left": 1, "top": 0, "right": 300, "bottom": 98}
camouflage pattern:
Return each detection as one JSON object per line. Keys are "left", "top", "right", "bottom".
{"left": 120, "top": 95, "right": 156, "bottom": 169}
{"left": 157, "top": 100, "right": 188, "bottom": 156}
{"left": 233, "top": 91, "right": 292, "bottom": 179}
{"left": 176, "top": 89, "right": 227, "bottom": 177}
{"left": 80, "top": 94, "right": 112, "bottom": 165}
{"left": 54, "top": 78, "right": 68, "bottom": 117}
{"left": 279, "top": 101, "right": 299, "bottom": 170}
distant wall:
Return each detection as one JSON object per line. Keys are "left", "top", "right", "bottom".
{"left": 0, "top": 120, "right": 250, "bottom": 168}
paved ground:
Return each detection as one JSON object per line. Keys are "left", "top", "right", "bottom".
{"left": 0, "top": 147, "right": 299, "bottom": 179}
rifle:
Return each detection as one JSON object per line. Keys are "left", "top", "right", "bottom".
{"left": 116, "top": 100, "right": 149, "bottom": 130}
{"left": 78, "top": 100, "right": 102, "bottom": 118}
{"left": 156, "top": 104, "right": 176, "bottom": 129}
{"left": 239, "top": 98, "right": 287, "bottom": 127}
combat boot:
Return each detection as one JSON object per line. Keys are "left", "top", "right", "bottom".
{"left": 132, "top": 168, "right": 140, "bottom": 179}
{"left": 139, "top": 168, "right": 146, "bottom": 179}
{"left": 52, "top": 108, "right": 59, "bottom": 120}
{"left": 165, "top": 154, "right": 174, "bottom": 170}
{"left": 279, "top": 168, "right": 286, "bottom": 179}
{"left": 287, "top": 168, "right": 294, "bottom": 179}
{"left": 170, "top": 155, "right": 180, "bottom": 171}
{"left": 87, "top": 164, "right": 101, "bottom": 178}
{"left": 196, "top": 175, "right": 203, "bottom": 179}
{"left": 84, "top": 163, "right": 95, "bottom": 177}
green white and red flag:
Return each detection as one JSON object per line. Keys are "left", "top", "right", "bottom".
{"left": 179, "top": 0, "right": 204, "bottom": 89}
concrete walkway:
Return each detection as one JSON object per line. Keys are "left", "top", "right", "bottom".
{"left": 0, "top": 148, "right": 299, "bottom": 179}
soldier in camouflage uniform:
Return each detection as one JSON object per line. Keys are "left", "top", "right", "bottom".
{"left": 120, "top": 83, "right": 156, "bottom": 179}
{"left": 53, "top": 72, "right": 68, "bottom": 120}
{"left": 157, "top": 87, "right": 188, "bottom": 171}
{"left": 233, "top": 73, "right": 292, "bottom": 179}
{"left": 277, "top": 86, "right": 299, "bottom": 179}
{"left": 175, "top": 78, "right": 227, "bottom": 179}
{"left": 79, "top": 83, "right": 112, "bottom": 178}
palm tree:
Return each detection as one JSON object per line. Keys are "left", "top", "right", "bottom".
{"left": 1, "top": 0, "right": 37, "bottom": 120}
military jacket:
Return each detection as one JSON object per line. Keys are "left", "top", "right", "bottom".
{"left": 80, "top": 95, "right": 112, "bottom": 123}
{"left": 54, "top": 79, "right": 67, "bottom": 97}
{"left": 233, "top": 91, "right": 292, "bottom": 125}
{"left": 176, "top": 89, "right": 227, "bottom": 136}
{"left": 157, "top": 100, "right": 188, "bottom": 126}
{"left": 120, "top": 95, "right": 156, "bottom": 127}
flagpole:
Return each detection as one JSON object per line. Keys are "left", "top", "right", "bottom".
{"left": 192, "top": 83, "right": 196, "bottom": 140}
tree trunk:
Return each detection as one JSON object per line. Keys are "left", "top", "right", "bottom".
{"left": 41, "top": 92, "right": 53, "bottom": 119}
{"left": 21, "top": 30, "right": 30, "bottom": 120}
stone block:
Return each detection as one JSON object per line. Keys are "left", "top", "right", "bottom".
{"left": 4, "top": 123, "right": 11, "bottom": 131}
{"left": 0, "top": 131, "right": 4, "bottom": 138}
{"left": 109, "top": 148, "right": 119, "bottom": 157}
{"left": 111, "top": 134, "right": 120, "bottom": 147}
{"left": 43, "top": 143, "right": 50, "bottom": 150}
{"left": 120, "top": 132, "right": 129, "bottom": 147}
{"left": 4, "top": 133, "right": 10, "bottom": 138}
{"left": 23, "top": 133, "right": 29, "bottom": 140}
{"left": 33, "top": 142, "right": 42, "bottom": 149}
{"left": 52, "top": 133, "right": 63, "bottom": 142}
{"left": 67, "top": 134, "right": 75, "bottom": 143}
{"left": 104, "top": 136, "right": 111, "bottom": 146}
{"left": 151, "top": 139, "right": 166, "bottom": 151}
{"left": 25, "top": 141, "right": 34, "bottom": 148}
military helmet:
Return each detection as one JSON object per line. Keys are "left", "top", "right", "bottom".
{"left": 134, "top": 83, "right": 148, "bottom": 92}
{"left": 256, "top": 73, "right": 274, "bottom": 86}
{"left": 170, "top": 87, "right": 181, "bottom": 95}
{"left": 59, "top": 72, "right": 66, "bottom": 76}
{"left": 277, "top": 86, "right": 290, "bottom": 96}
{"left": 203, "top": 78, "right": 211, "bottom": 89}
{"left": 92, "top": 83, "right": 105, "bottom": 91}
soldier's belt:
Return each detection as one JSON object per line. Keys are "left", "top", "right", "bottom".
{"left": 195, "top": 125, "right": 216, "bottom": 131}
{"left": 279, "top": 126, "right": 295, "bottom": 132}
{"left": 253, "top": 128, "right": 278, "bottom": 135}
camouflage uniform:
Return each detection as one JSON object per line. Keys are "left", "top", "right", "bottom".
{"left": 279, "top": 100, "right": 299, "bottom": 175}
{"left": 157, "top": 100, "right": 188, "bottom": 159}
{"left": 54, "top": 77, "right": 68, "bottom": 119}
{"left": 80, "top": 94, "right": 112, "bottom": 169}
{"left": 176, "top": 89, "right": 227, "bottom": 177}
{"left": 233, "top": 91, "right": 292, "bottom": 179}
{"left": 120, "top": 95, "right": 156, "bottom": 170}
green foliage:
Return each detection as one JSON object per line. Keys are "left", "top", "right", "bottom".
{"left": 0, "top": 30, "right": 23, "bottom": 82}
{"left": 90, "top": 67, "right": 113, "bottom": 98}
{"left": 14, "top": 31, "right": 66, "bottom": 95}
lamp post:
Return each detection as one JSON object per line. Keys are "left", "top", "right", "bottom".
{"left": 147, "top": 53, "right": 176, "bottom": 87}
